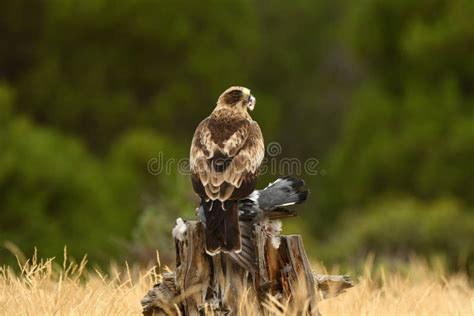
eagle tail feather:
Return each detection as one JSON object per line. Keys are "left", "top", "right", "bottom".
{"left": 203, "top": 200, "right": 241, "bottom": 255}
{"left": 223, "top": 201, "right": 242, "bottom": 253}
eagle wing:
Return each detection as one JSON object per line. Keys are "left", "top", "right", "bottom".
{"left": 224, "top": 121, "right": 264, "bottom": 188}
{"left": 190, "top": 118, "right": 264, "bottom": 201}
{"left": 190, "top": 118, "right": 213, "bottom": 187}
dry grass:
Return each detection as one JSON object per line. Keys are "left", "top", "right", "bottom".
{"left": 317, "top": 258, "right": 474, "bottom": 316}
{"left": 0, "top": 250, "right": 472, "bottom": 315}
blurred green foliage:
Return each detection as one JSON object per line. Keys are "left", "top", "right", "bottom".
{"left": 318, "top": 197, "right": 474, "bottom": 273}
{"left": 0, "top": 0, "right": 472, "bottom": 272}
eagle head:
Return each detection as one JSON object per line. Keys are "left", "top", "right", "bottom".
{"left": 217, "top": 86, "right": 256, "bottom": 113}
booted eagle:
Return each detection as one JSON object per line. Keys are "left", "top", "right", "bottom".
{"left": 190, "top": 86, "right": 264, "bottom": 254}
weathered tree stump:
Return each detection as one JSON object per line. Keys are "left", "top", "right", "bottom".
{"left": 142, "top": 220, "right": 354, "bottom": 315}
{"left": 142, "top": 176, "right": 353, "bottom": 315}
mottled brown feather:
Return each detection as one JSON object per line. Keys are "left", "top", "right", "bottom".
{"left": 190, "top": 108, "right": 264, "bottom": 201}
{"left": 190, "top": 86, "right": 263, "bottom": 253}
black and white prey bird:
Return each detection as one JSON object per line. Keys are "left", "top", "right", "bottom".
{"left": 197, "top": 176, "right": 309, "bottom": 272}
{"left": 238, "top": 176, "right": 309, "bottom": 222}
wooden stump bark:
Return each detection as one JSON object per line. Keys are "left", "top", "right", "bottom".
{"left": 174, "top": 221, "right": 252, "bottom": 315}
{"left": 142, "top": 220, "right": 354, "bottom": 315}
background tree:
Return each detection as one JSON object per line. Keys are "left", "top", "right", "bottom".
{"left": 0, "top": 0, "right": 472, "bottom": 273}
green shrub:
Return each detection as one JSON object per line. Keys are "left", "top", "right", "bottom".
{"left": 318, "top": 197, "right": 474, "bottom": 274}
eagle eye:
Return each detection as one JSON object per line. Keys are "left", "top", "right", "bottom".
{"left": 229, "top": 90, "right": 243, "bottom": 97}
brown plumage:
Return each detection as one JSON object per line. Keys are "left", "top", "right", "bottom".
{"left": 190, "top": 86, "right": 265, "bottom": 254}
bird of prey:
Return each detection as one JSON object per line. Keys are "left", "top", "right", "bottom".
{"left": 190, "top": 86, "right": 264, "bottom": 255}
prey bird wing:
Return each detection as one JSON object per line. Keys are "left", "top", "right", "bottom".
{"left": 196, "top": 176, "right": 310, "bottom": 273}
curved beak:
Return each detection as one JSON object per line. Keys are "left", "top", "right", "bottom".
{"left": 248, "top": 95, "right": 256, "bottom": 111}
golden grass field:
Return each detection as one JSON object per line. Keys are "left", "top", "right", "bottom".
{"left": 1, "top": 250, "right": 473, "bottom": 315}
